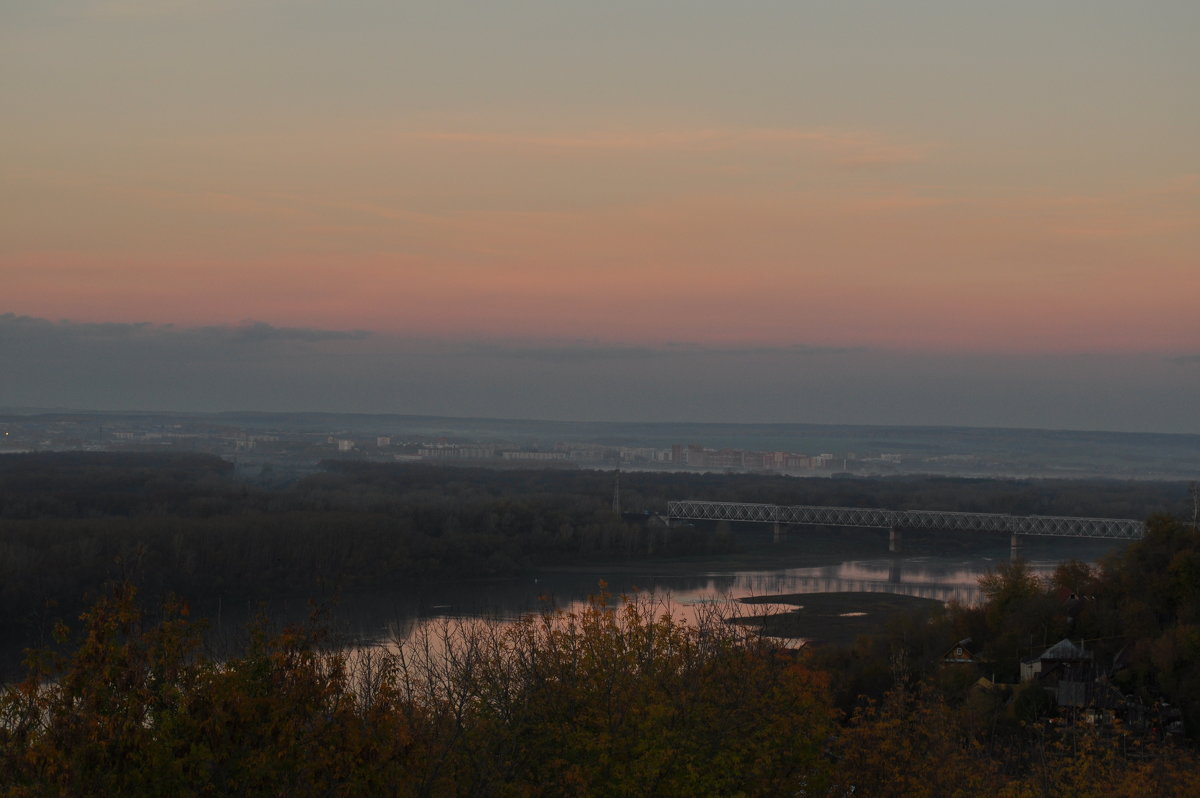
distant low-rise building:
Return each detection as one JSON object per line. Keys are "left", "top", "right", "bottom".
{"left": 707, "top": 449, "right": 744, "bottom": 469}
{"left": 419, "top": 446, "right": 496, "bottom": 459}
{"left": 501, "top": 451, "right": 567, "bottom": 461}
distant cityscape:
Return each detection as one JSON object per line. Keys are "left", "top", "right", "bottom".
{"left": 2, "top": 410, "right": 1198, "bottom": 481}
{"left": 0, "top": 414, "right": 907, "bottom": 475}
{"left": 416, "top": 440, "right": 915, "bottom": 473}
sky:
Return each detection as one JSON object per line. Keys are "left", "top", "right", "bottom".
{"left": 2, "top": 1, "right": 1198, "bottom": 432}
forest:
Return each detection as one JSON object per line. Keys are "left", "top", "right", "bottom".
{"left": 1, "top": 452, "right": 1198, "bottom": 793}
{"left": 0, "top": 452, "right": 1194, "bottom": 642}
{"left": 1, "top": 513, "right": 1199, "bottom": 795}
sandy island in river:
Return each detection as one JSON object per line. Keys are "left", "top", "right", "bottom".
{"left": 736, "top": 592, "right": 943, "bottom": 645}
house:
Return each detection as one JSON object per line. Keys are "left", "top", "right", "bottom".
{"left": 1020, "top": 638, "right": 1093, "bottom": 683}
{"left": 1020, "top": 638, "right": 1107, "bottom": 708}
{"left": 941, "top": 638, "right": 980, "bottom": 664}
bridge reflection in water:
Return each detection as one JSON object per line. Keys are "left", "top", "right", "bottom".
{"left": 703, "top": 560, "right": 986, "bottom": 606}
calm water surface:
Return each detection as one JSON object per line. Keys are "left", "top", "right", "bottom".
{"left": 0, "top": 538, "right": 1129, "bottom": 683}
{"left": 200, "top": 537, "right": 1123, "bottom": 651}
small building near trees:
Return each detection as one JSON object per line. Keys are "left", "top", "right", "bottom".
{"left": 940, "top": 638, "right": 980, "bottom": 665}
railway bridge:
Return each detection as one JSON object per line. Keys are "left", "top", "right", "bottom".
{"left": 666, "top": 500, "right": 1145, "bottom": 559}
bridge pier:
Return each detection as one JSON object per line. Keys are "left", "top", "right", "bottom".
{"left": 889, "top": 526, "right": 901, "bottom": 554}
{"left": 773, "top": 521, "right": 782, "bottom": 543}
{"left": 1010, "top": 533, "right": 1023, "bottom": 561}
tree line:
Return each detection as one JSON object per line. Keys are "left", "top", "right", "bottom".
{"left": 0, "top": 453, "right": 1193, "bottom": 640}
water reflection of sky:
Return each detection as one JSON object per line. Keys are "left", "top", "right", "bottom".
{"left": 309, "top": 545, "right": 1112, "bottom": 676}
{"left": 342, "top": 551, "right": 1092, "bottom": 650}
{"left": 175, "top": 542, "right": 1120, "bottom": 658}
{"left": 365, "top": 558, "right": 1004, "bottom": 655}
{"left": 0, "top": 542, "right": 1125, "bottom": 681}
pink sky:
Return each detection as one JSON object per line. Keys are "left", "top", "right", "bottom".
{"left": 3, "top": 2, "right": 1198, "bottom": 359}
{"left": 6, "top": 166, "right": 1196, "bottom": 353}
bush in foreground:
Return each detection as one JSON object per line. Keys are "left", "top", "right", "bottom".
{"left": 0, "top": 584, "right": 834, "bottom": 796}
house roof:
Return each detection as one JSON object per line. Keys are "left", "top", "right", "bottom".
{"left": 941, "top": 639, "right": 977, "bottom": 662}
{"left": 1039, "top": 638, "right": 1091, "bottom": 661}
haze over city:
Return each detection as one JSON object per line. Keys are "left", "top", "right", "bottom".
{"left": 3, "top": 1, "right": 1198, "bottom": 432}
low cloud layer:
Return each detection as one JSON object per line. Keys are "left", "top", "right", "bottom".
{"left": 0, "top": 314, "right": 370, "bottom": 346}
{"left": 2, "top": 315, "right": 1197, "bottom": 434}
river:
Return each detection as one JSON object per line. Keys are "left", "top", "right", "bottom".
{"left": 192, "top": 534, "right": 1125, "bottom": 655}
{"left": 0, "top": 535, "right": 1126, "bottom": 678}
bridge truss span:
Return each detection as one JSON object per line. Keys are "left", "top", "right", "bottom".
{"left": 666, "top": 500, "right": 1144, "bottom": 540}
